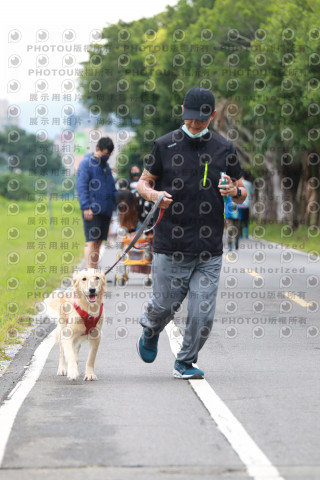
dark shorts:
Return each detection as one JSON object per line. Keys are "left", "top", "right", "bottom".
{"left": 82, "top": 213, "right": 111, "bottom": 242}
{"left": 239, "top": 208, "right": 249, "bottom": 224}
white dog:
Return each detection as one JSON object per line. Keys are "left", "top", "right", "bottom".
{"left": 51, "top": 269, "right": 106, "bottom": 381}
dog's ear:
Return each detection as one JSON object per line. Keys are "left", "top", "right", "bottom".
{"left": 73, "top": 273, "right": 79, "bottom": 289}
{"left": 101, "top": 274, "right": 107, "bottom": 292}
{"left": 97, "top": 273, "right": 107, "bottom": 292}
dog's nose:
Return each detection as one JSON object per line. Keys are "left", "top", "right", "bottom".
{"left": 89, "top": 287, "right": 96, "bottom": 294}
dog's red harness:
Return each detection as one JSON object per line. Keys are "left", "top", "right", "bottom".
{"left": 65, "top": 302, "right": 104, "bottom": 336}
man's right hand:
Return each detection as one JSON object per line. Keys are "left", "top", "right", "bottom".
{"left": 137, "top": 169, "right": 173, "bottom": 209}
{"left": 155, "top": 191, "right": 173, "bottom": 209}
{"left": 83, "top": 208, "right": 94, "bottom": 221}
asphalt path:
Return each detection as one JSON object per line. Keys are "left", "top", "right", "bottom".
{"left": 0, "top": 236, "right": 319, "bottom": 480}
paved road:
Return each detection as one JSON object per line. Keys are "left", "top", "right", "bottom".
{"left": 0, "top": 237, "right": 319, "bottom": 480}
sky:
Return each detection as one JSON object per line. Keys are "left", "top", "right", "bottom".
{"left": 1, "top": 0, "right": 178, "bottom": 137}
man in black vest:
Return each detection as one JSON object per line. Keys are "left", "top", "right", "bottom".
{"left": 136, "top": 87, "right": 247, "bottom": 379}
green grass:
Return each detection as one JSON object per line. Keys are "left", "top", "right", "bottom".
{"left": 0, "top": 196, "right": 85, "bottom": 352}
{"left": 250, "top": 221, "right": 320, "bottom": 256}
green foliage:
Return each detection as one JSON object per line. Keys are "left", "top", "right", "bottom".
{"left": 0, "top": 170, "right": 74, "bottom": 201}
{"left": 0, "top": 127, "right": 62, "bottom": 176}
{"left": 117, "top": 137, "right": 143, "bottom": 178}
{"left": 79, "top": 0, "right": 320, "bottom": 204}
{"left": 79, "top": 0, "right": 274, "bottom": 159}
{"left": 79, "top": 0, "right": 223, "bottom": 166}
{"left": 0, "top": 173, "right": 35, "bottom": 200}
{"left": 247, "top": 0, "right": 320, "bottom": 155}
{"left": 0, "top": 126, "right": 71, "bottom": 200}
{"left": 0, "top": 197, "right": 84, "bottom": 348}
{"left": 251, "top": 220, "right": 320, "bottom": 255}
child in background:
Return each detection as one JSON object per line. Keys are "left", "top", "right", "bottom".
{"left": 225, "top": 196, "right": 241, "bottom": 251}
{"left": 238, "top": 171, "right": 254, "bottom": 238}
{"left": 116, "top": 189, "right": 140, "bottom": 233}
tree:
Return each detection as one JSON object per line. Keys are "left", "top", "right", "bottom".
{"left": 79, "top": 0, "right": 320, "bottom": 227}
{"left": 246, "top": 0, "right": 320, "bottom": 225}
{"left": 0, "top": 127, "right": 62, "bottom": 176}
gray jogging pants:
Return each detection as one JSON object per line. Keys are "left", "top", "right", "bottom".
{"left": 139, "top": 253, "right": 222, "bottom": 364}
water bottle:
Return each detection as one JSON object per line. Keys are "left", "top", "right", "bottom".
{"left": 220, "top": 172, "right": 228, "bottom": 203}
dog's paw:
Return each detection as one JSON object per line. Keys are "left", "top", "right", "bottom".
{"left": 57, "top": 367, "right": 67, "bottom": 376}
{"left": 67, "top": 366, "right": 79, "bottom": 381}
{"left": 84, "top": 372, "right": 97, "bottom": 381}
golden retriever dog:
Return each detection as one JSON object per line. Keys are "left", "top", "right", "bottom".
{"left": 50, "top": 269, "right": 106, "bottom": 381}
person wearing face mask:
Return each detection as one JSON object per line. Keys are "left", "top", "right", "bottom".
{"left": 76, "top": 137, "right": 117, "bottom": 268}
{"left": 127, "top": 165, "right": 141, "bottom": 192}
{"left": 136, "top": 87, "right": 247, "bottom": 380}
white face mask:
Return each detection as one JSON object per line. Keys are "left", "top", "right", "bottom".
{"left": 182, "top": 124, "right": 209, "bottom": 138}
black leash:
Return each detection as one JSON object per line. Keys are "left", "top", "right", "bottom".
{"left": 104, "top": 193, "right": 166, "bottom": 275}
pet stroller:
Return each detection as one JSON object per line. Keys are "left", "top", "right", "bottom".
{"left": 114, "top": 233, "right": 153, "bottom": 286}
{"left": 114, "top": 189, "right": 153, "bottom": 286}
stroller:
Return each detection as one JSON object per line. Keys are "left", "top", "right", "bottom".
{"left": 114, "top": 189, "right": 153, "bottom": 286}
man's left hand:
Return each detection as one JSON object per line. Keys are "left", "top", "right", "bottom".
{"left": 218, "top": 174, "right": 237, "bottom": 197}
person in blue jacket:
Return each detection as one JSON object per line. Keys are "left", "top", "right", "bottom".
{"left": 76, "top": 137, "right": 117, "bottom": 268}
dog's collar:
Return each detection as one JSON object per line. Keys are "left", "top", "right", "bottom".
{"left": 72, "top": 301, "right": 103, "bottom": 335}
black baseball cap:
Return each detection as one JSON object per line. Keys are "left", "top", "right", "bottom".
{"left": 182, "top": 87, "right": 215, "bottom": 121}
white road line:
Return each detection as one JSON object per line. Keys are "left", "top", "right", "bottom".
{"left": 282, "top": 291, "right": 312, "bottom": 308}
{"left": 0, "top": 329, "right": 56, "bottom": 467}
{"left": 165, "top": 321, "right": 285, "bottom": 480}
{"left": 244, "top": 268, "right": 264, "bottom": 279}
{"left": 244, "top": 270, "right": 313, "bottom": 308}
